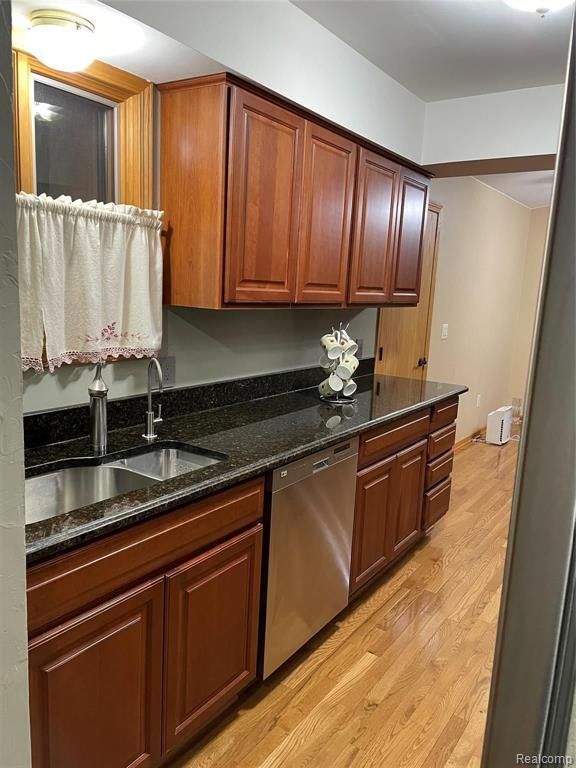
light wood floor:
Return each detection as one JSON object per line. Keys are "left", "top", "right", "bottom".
{"left": 175, "top": 439, "right": 519, "bottom": 768}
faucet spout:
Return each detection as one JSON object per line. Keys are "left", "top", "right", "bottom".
{"left": 143, "top": 358, "right": 164, "bottom": 441}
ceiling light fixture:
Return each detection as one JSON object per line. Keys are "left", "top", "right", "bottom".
{"left": 28, "top": 9, "right": 97, "bottom": 73}
{"left": 504, "top": 0, "right": 574, "bottom": 16}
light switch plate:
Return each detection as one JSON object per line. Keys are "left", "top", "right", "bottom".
{"left": 158, "top": 355, "right": 176, "bottom": 388}
{"left": 441, "top": 323, "right": 449, "bottom": 340}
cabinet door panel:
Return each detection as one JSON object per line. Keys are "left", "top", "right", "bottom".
{"left": 164, "top": 525, "right": 262, "bottom": 753}
{"left": 389, "top": 171, "right": 429, "bottom": 304}
{"left": 29, "top": 578, "right": 164, "bottom": 768}
{"left": 348, "top": 148, "right": 400, "bottom": 304}
{"left": 226, "top": 88, "right": 304, "bottom": 303}
{"left": 296, "top": 122, "right": 356, "bottom": 303}
{"left": 391, "top": 440, "right": 427, "bottom": 558}
{"left": 350, "top": 454, "right": 396, "bottom": 595}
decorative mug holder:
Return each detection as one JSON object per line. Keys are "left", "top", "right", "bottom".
{"left": 318, "top": 323, "right": 359, "bottom": 405}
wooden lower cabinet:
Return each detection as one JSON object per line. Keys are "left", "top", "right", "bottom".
{"left": 350, "top": 440, "right": 427, "bottom": 595}
{"left": 28, "top": 578, "right": 165, "bottom": 768}
{"left": 27, "top": 480, "right": 265, "bottom": 768}
{"left": 350, "top": 454, "right": 396, "bottom": 594}
{"left": 163, "top": 526, "right": 262, "bottom": 754}
{"left": 391, "top": 440, "right": 427, "bottom": 557}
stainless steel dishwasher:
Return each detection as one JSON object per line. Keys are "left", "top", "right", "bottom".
{"left": 262, "top": 438, "right": 359, "bottom": 679}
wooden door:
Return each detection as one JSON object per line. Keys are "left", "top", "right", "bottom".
{"left": 226, "top": 88, "right": 304, "bottom": 303}
{"left": 296, "top": 122, "right": 356, "bottom": 303}
{"left": 350, "top": 454, "right": 396, "bottom": 595}
{"left": 163, "top": 526, "right": 262, "bottom": 753}
{"left": 376, "top": 203, "right": 442, "bottom": 379}
{"left": 348, "top": 148, "right": 401, "bottom": 304}
{"left": 28, "top": 578, "right": 164, "bottom": 768}
{"left": 388, "top": 170, "right": 429, "bottom": 303}
{"left": 390, "top": 440, "right": 427, "bottom": 558}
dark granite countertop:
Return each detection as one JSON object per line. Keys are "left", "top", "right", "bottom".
{"left": 25, "top": 375, "right": 467, "bottom": 564}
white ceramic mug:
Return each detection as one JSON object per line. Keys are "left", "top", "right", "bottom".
{"left": 343, "top": 379, "right": 358, "bottom": 397}
{"left": 340, "top": 329, "right": 359, "bottom": 356}
{"left": 336, "top": 354, "right": 359, "bottom": 380}
{"left": 319, "top": 352, "right": 332, "bottom": 371}
{"left": 320, "top": 331, "right": 349, "bottom": 360}
{"left": 319, "top": 378, "right": 337, "bottom": 397}
{"left": 328, "top": 372, "right": 344, "bottom": 391}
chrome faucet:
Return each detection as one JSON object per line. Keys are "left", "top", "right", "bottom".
{"left": 143, "top": 358, "right": 163, "bottom": 441}
{"left": 89, "top": 363, "right": 108, "bottom": 455}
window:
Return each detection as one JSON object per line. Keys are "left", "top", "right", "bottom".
{"left": 33, "top": 79, "right": 116, "bottom": 202}
{"left": 13, "top": 50, "right": 153, "bottom": 209}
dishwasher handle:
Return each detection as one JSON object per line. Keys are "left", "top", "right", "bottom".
{"left": 312, "top": 458, "right": 331, "bottom": 472}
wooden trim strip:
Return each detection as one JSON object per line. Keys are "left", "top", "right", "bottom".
{"left": 13, "top": 49, "right": 152, "bottom": 208}
{"left": 425, "top": 155, "right": 556, "bottom": 178}
{"left": 453, "top": 428, "right": 487, "bottom": 454}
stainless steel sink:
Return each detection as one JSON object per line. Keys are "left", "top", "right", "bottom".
{"left": 106, "top": 445, "right": 224, "bottom": 481}
{"left": 25, "top": 465, "right": 158, "bottom": 524}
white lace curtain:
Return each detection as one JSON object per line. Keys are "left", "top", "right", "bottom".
{"left": 17, "top": 193, "right": 163, "bottom": 372}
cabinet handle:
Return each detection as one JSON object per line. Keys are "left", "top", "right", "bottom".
{"left": 417, "top": 357, "right": 428, "bottom": 367}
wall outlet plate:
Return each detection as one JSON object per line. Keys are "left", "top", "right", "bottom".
{"left": 356, "top": 338, "right": 364, "bottom": 358}
{"left": 158, "top": 355, "right": 176, "bottom": 388}
{"left": 476, "top": 394, "right": 481, "bottom": 408}
{"left": 441, "top": 323, "right": 449, "bottom": 340}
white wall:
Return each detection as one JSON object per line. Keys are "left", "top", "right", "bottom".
{"left": 508, "top": 206, "right": 550, "bottom": 408}
{"left": 423, "top": 84, "right": 564, "bottom": 165}
{"left": 108, "top": 1, "right": 567, "bottom": 167}
{"left": 0, "top": 2, "right": 31, "bottom": 764}
{"left": 427, "top": 177, "right": 548, "bottom": 441}
{"left": 107, "top": 0, "right": 425, "bottom": 162}
{"left": 23, "top": 307, "right": 378, "bottom": 412}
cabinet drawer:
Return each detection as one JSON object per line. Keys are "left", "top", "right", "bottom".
{"left": 27, "top": 478, "right": 264, "bottom": 636}
{"left": 431, "top": 397, "right": 459, "bottom": 430}
{"left": 423, "top": 477, "right": 452, "bottom": 531}
{"left": 426, "top": 450, "right": 454, "bottom": 490}
{"left": 428, "top": 423, "right": 456, "bottom": 460}
{"left": 359, "top": 409, "right": 431, "bottom": 468}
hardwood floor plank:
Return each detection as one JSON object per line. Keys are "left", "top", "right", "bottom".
{"left": 174, "top": 441, "right": 518, "bottom": 768}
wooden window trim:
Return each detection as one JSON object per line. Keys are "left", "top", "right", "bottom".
{"left": 13, "top": 50, "right": 153, "bottom": 208}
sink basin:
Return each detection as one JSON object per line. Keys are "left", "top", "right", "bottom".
{"left": 107, "top": 444, "right": 225, "bottom": 481}
{"left": 25, "top": 465, "right": 158, "bottom": 524}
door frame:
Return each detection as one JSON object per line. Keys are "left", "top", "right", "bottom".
{"left": 420, "top": 201, "right": 442, "bottom": 379}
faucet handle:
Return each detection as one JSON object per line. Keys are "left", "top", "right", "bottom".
{"left": 155, "top": 403, "right": 163, "bottom": 424}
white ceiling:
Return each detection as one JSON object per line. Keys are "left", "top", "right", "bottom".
{"left": 12, "top": 0, "right": 224, "bottom": 83}
{"left": 294, "top": 0, "right": 572, "bottom": 101}
{"left": 475, "top": 171, "right": 555, "bottom": 207}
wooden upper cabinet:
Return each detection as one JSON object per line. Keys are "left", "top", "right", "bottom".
{"left": 296, "top": 123, "right": 356, "bottom": 303}
{"left": 226, "top": 88, "right": 304, "bottom": 303}
{"left": 348, "top": 148, "right": 401, "bottom": 304}
{"left": 163, "top": 525, "right": 262, "bottom": 754}
{"left": 160, "top": 80, "right": 229, "bottom": 308}
{"left": 28, "top": 578, "right": 164, "bottom": 768}
{"left": 160, "top": 74, "right": 430, "bottom": 308}
{"left": 388, "top": 170, "right": 429, "bottom": 303}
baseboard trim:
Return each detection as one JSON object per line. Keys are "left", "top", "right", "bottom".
{"left": 454, "top": 428, "right": 486, "bottom": 454}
